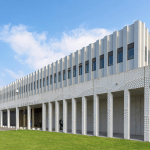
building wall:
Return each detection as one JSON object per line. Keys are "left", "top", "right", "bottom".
{"left": 130, "top": 95, "right": 144, "bottom": 135}
{"left": 19, "top": 110, "right": 23, "bottom": 127}
{"left": 99, "top": 98, "right": 107, "bottom": 133}
{"left": 87, "top": 100, "right": 93, "bottom": 132}
{"left": 52, "top": 103, "right": 55, "bottom": 130}
{"left": 67, "top": 102, "right": 72, "bottom": 131}
{"left": 76, "top": 101, "right": 82, "bottom": 131}
{"left": 0, "top": 20, "right": 149, "bottom": 105}
{"left": 3, "top": 111, "right": 7, "bottom": 126}
{"left": 10, "top": 110, "right": 16, "bottom": 126}
{"left": 113, "top": 98, "right": 124, "bottom": 134}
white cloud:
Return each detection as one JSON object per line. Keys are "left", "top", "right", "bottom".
{"left": 4, "top": 68, "right": 25, "bottom": 80}
{"left": 0, "top": 24, "right": 112, "bottom": 70}
{"left": 1, "top": 72, "right": 5, "bottom": 77}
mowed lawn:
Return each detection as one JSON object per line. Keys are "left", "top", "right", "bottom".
{"left": 0, "top": 130, "right": 150, "bottom": 150}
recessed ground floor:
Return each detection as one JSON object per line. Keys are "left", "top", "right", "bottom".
{"left": 0, "top": 87, "right": 147, "bottom": 141}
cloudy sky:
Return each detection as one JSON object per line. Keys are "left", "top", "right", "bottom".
{"left": 0, "top": 0, "right": 150, "bottom": 87}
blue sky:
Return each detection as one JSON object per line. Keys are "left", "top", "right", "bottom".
{"left": 0, "top": 0, "right": 150, "bottom": 87}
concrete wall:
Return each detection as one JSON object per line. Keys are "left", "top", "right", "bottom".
{"left": 0, "top": 20, "right": 149, "bottom": 105}
{"left": 67, "top": 102, "right": 72, "bottom": 131}
{"left": 76, "top": 101, "right": 82, "bottom": 131}
{"left": 10, "top": 110, "right": 16, "bottom": 126}
{"left": 130, "top": 95, "right": 144, "bottom": 135}
{"left": 52, "top": 103, "right": 55, "bottom": 130}
{"left": 113, "top": 98, "right": 124, "bottom": 134}
{"left": 3, "top": 111, "right": 7, "bottom": 126}
{"left": 99, "top": 99, "right": 107, "bottom": 133}
{"left": 59, "top": 103, "right": 63, "bottom": 120}
{"left": 19, "top": 110, "right": 23, "bottom": 127}
{"left": 87, "top": 100, "right": 93, "bottom": 132}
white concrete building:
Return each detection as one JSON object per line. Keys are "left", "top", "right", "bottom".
{"left": 0, "top": 20, "right": 150, "bottom": 141}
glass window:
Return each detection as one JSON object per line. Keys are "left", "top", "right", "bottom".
{"left": 58, "top": 72, "right": 61, "bottom": 82}
{"left": 100, "top": 54, "right": 104, "bottom": 69}
{"left": 40, "top": 79, "right": 41, "bottom": 88}
{"left": 128, "top": 48, "right": 134, "bottom": 60}
{"left": 63, "top": 70, "right": 65, "bottom": 80}
{"left": 117, "top": 47, "right": 123, "bottom": 63}
{"left": 68, "top": 69, "right": 71, "bottom": 79}
{"left": 24, "top": 85, "right": 25, "bottom": 93}
{"left": 54, "top": 73, "right": 56, "bottom": 83}
{"left": 26, "top": 85, "right": 27, "bottom": 92}
{"left": 79, "top": 64, "right": 82, "bottom": 75}
{"left": 128, "top": 43, "right": 134, "bottom": 60}
{"left": 29, "top": 84, "right": 30, "bottom": 91}
{"left": 47, "top": 76, "right": 48, "bottom": 85}
{"left": 34, "top": 81, "right": 35, "bottom": 90}
{"left": 73, "top": 66, "right": 76, "bottom": 77}
{"left": 92, "top": 58, "right": 96, "bottom": 71}
{"left": 108, "top": 51, "right": 113, "bottom": 66}
{"left": 37, "top": 80, "right": 38, "bottom": 89}
{"left": 43, "top": 78, "right": 45, "bottom": 87}
{"left": 50, "top": 75, "right": 52, "bottom": 84}
{"left": 145, "top": 46, "right": 147, "bottom": 62}
{"left": 85, "top": 61, "right": 89, "bottom": 73}
{"left": 31, "top": 83, "right": 32, "bottom": 91}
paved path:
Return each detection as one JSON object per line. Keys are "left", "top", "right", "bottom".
{"left": 0, "top": 127, "right": 16, "bottom": 131}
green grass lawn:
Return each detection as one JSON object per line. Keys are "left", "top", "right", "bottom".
{"left": 0, "top": 130, "right": 150, "bottom": 150}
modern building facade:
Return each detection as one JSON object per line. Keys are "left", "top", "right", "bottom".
{"left": 0, "top": 20, "right": 150, "bottom": 141}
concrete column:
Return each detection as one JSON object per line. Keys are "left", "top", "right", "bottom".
{"left": 63, "top": 99, "right": 67, "bottom": 133}
{"left": 56, "top": 61, "right": 58, "bottom": 89}
{"left": 96, "top": 40, "right": 100, "bottom": 79}
{"left": 27, "top": 105, "right": 31, "bottom": 130}
{"left": 144, "top": 66, "right": 150, "bottom": 142}
{"left": 107, "top": 92, "right": 113, "bottom": 138}
{"left": 82, "top": 96, "right": 87, "bottom": 135}
{"left": 113, "top": 31, "right": 118, "bottom": 74}
{"left": 75, "top": 50, "right": 79, "bottom": 84}
{"left": 22, "top": 78, "right": 23, "bottom": 98}
{"left": 72, "top": 98, "right": 76, "bottom": 134}
{"left": 41, "top": 68, "right": 43, "bottom": 93}
{"left": 60, "top": 59, "right": 63, "bottom": 88}
{"left": 38, "top": 70, "right": 40, "bottom": 94}
{"left": 48, "top": 102, "right": 52, "bottom": 131}
{"left": 42, "top": 103, "right": 46, "bottom": 131}
{"left": 70, "top": 53, "right": 73, "bottom": 86}
{"left": 23, "top": 109, "right": 26, "bottom": 127}
{"left": 0, "top": 110, "right": 3, "bottom": 127}
{"left": 142, "top": 22, "right": 145, "bottom": 67}
{"left": 51, "top": 63, "right": 54, "bottom": 90}
{"left": 94, "top": 94, "right": 99, "bottom": 136}
{"left": 35, "top": 71, "right": 37, "bottom": 95}
{"left": 65, "top": 56, "right": 68, "bottom": 87}
{"left": 48, "top": 65, "right": 50, "bottom": 91}
{"left": 123, "top": 25, "right": 128, "bottom": 72}
{"left": 89, "top": 44, "right": 92, "bottom": 80}
{"left": 27, "top": 75, "right": 29, "bottom": 97}
{"left": 14, "top": 82, "right": 16, "bottom": 100}
{"left": 16, "top": 107, "right": 19, "bottom": 130}
{"left": 44, "top": 66, "right": 46, "bottom": 92}
{"left": 124, "top": 89, "right": 130, "bottom": 139}
{"left": 81, "top": 47, "right": 85, "bottom": 83}
{"left": 32, "top": 108, "right": 34, "bottom": 128}
{"left": 104, "top": 36, "right": 109, "bottom": 77}
{"left": 7, "top": 109, "right": 10, "bottom": 128}
{"left": 32, "top": 73, "right": 34, "bottom": 96}
{"left": 134, "top": 20, "right": 142, "bottom": 69}
{"left": 145, "top": 28, "right": 148, "bottom": 66}
{"left": 55, "top": 101, "right": 59, "bottom": 132}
